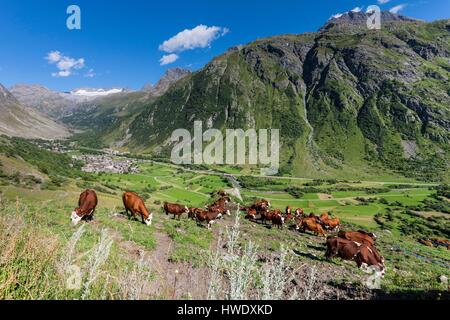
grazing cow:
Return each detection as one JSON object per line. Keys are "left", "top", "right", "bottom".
{"left": 295, "top": 208, "right": 304, "bottom": 217}
{"left": 261, "top": 209, "right": 281, "bottom": 225}
{"left": 418, "top": 238, "right": 434, "bottom": 247}
{"left": 194, "top": 209, "right": 223, "bottom": 229}
{"left": 295, "top": 217, "right": 326, "bottom": 236}
{"left": 209, "top": 197, "right": 230, "bottom": 209}
{"left": 272, "top": 212, "right": 285, "bottom": 230}
{"left": 244, "top": 208, "right": 258, "bottom": 221}
{"left": 164, "top": 202, "right": 189, "bottom": 220}
{"left": 284, "top": 212, "right": 295, "bottom": 224}
{"left": 320, "top": 213, "right": 340, "bottom": 231}
{"left": 208, "top": 204, "right": 231, "bottom": 217}
{"left": 251, "top": 199, "right": 271, "bottom": 213}
{"left": 431, "top": 238, "right": 450, "bottom": 249}
{"left": 188, "top": 207, "right": 203, "bottom": 220}
{"left": 217, "top": 190, "right": 228, "bottom": 197}
{"left": 71, "top": 189, "right": 98, "bottom": 225}
{"left": 326, "top": 237, "right": 385, "bottom": 274}
{"left": 122, "top": 192, "right": 153, "bottom": 226}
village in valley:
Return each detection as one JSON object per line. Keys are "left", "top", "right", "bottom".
{"left": 72, "top": 154, "right": 140, "bottom": 174}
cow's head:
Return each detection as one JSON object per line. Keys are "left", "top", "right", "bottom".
{"left": 71, "top": 210, "right": 83, "bottom": 226}
{"left": 184, "top": 206, "right": 190, "bottom": 214}
{"left": 144, "top": 213, "right": 153, "bottom": 226}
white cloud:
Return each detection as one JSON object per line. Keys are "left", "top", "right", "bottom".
{"left": 378, "top": 0, "right": 391, "bottom": 4}
{"left": 159, "top": 54, "right": 180, "bottom": 66}
{"left": 45, "top": 51, "right": 85, "bottom": 77}
{"left": 389, "top": 4, "right": 407, "bottom": 14}
{"left": 46, "top": 51, "right": 62, "bottom": 63}
{"left": 351, "top": 7, "right": 363, "bottom": 13}
{"left": 159, "top": 25, "right": 229, "bottom": 53}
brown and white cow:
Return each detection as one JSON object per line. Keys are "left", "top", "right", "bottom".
{"left": 164, "top": 202, "right": 189, "bottom": 220}
{"left": 326, "top": 237, "right": 385, "bottom": 274}
{"left": 272, "top": 211, "right": 285, "bottom": 230}
{"left": 188, "top": 207, "right": 203, "bottom": 220}
{"left": 244, "top": 208, "right": 258, "bottom": 221}
{"left": 338, "top": 230, "right": 383, "bottom": 263}
{"left": 338, "top": 230, "right": 377, "bottom": 247}
{"left": 193, "top": 209, "right": 223, "bottom": 229}
{"left": 261, "top": 209, "right": 281, "bottom": 225}
{"left": 295, "top": 216, "right": 326, "bottom": 236}
{"left": 71, "top": 189, "right": 98, "bottom": 225}
{"left": 295, "top": 208, "right": 304, "bottom": 217}
{"left": 320, "top": 213, "right": 340, "bottom": 232}
{"left": 251, "top": 199, "right": 271, "bottom": 213}
{"left": 123, "top": 192, "right": 153, "bottom": 226}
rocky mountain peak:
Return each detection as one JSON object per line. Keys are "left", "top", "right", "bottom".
{"left": 0, "top": 83, "right": 18, "bottom": 104}
{"left": 321, "top": 11, "right": 420, "bottom": 32}
{"left": 144, "top": 67, "right": 192, "bottom": 96}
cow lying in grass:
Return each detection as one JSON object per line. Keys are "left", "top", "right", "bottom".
{"left": 122, "top": 191, "right": 153, "bottom": 226}
{"left": 326, "top": 237, "right": 385, "bottom": 275}
{"left": 338, "top": 230, "right": 384, "bottom": 264}
{"left": 71, "top": 189, "right": 98, "bottom": 226}
{"left": 164, "top": 202, "right": 189, "bottom": 220}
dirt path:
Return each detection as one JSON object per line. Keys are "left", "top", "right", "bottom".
{"left": 108, "top": 214, "right": 210, "bottom": 299}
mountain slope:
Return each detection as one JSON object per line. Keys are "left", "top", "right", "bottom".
{"left": 0, "top": 84, "right": 70, "bottom": 140}
{"left": 71, "top": 13, "right": 450, "bottom": 181}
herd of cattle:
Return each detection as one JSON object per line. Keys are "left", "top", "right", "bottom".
{"left": 71, "top": 189, "right": 385, "bottom": 274}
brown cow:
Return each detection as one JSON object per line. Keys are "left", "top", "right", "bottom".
{"left": 338, "top": 230, "right": 376, "bottom": 247}
{"left": 251, "top": 199, "right": 271, "bottom": 213}
{"left": 261, "top": 209, "right": 281, "bottom": 225}
{"left": 326, "top": 237, "right": 385, "bottom": 274}
{"left": 244, "top": 208, "right": 258, "bottom": 221}
{"left": 295, "top": 208, "right": 304, "bottom": 217}
{"left": 320, "top": 213, "right": 340, "bottom": 231}
{"left": 71, "top": 189, "right": 98, "bottom": 225}
{"left": 283, "top": 212, "right": 295, "bottom": 224}
{"left": 217, "top": 190, "right": 228, "bottom": 197}
{"left": 338, "top": 231, "right": 383, "bottom": 263}
{"left": 295, "top": 217, "right": 326, "bottom": 236}
{"left": 164, "top": 202, "right": 189, "bottom": 220}
{"left": 272, "top": 211, "right": 285, "bottom": 230}
{"left": 123, "top": 192, "right": 153, "bottom": 226}
{"left": 194, "top": 209, "right": 223, "bottom": 229}
{"left": 188, "top": 207, "right": 203, "bottom": 220}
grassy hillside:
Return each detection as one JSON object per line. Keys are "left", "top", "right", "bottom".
{"left": 0, "top": 145, "right": 449, "bottom": 299}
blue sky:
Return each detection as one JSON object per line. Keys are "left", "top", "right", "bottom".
{"left": 0, "top": 0, "right": 448, "bottom": 92}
